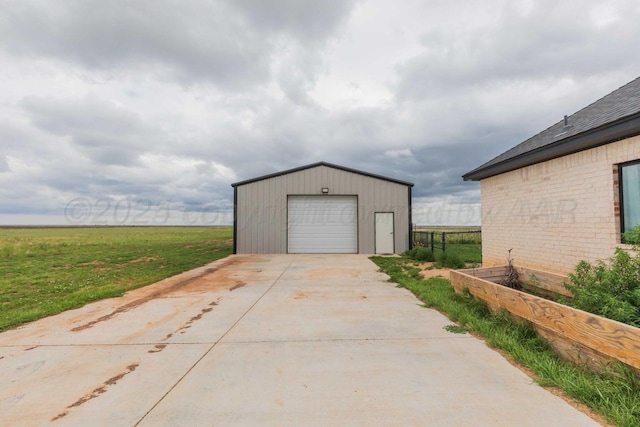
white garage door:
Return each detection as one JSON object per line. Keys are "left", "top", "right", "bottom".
{"left": 288, "top": 196, "right": 357, "bottom": 253}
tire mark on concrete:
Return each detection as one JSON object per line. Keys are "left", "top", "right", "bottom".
{"left": 229, "top": 282, "right": 246, "bottom": 291}
{"left": 71, "top": 258, "right": 238, "bottom": 332}
{"left": 51, "top": 363, "right": 139, "bottom": 422}
{"left": 166, "top": 300, "right": 221, "bottom": 339}
{"left": 147, "top": 344, "right": 167, "bottom": 354}
{"left": 134, "top": 256, "right": 294, "bottom": 426}
{"left": 159, "top": 298, "right": 222, "bottom": 342}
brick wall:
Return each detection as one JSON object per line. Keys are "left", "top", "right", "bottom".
{"left": 481, "top": 135, "right": 640, "bottom": 274}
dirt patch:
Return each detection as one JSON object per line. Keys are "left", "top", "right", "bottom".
{"left": 308, "top": 269, "right": 361, "bottom": 280}
{"left": 129, "top": 256, "right": 160, "bottom": 264}
{"left": 292, "top": 291, "right": 328, "bottom": 300}
{"left": 79, "top": 260, "right": 106, "bottom": 267}
{"left": 52, "top": 363, "right": 139, "bottom": 422}
{"left": 78, "top": 260, "right": 113, "bottom": 272}
{"left": 416, "top": 262, "right": 451, "bottom": 280}
{"left": 421, "top": 268, "right": 450, "bottom": 279}
{"left": 169, "top": 268, "right": 251, "bottom": 294}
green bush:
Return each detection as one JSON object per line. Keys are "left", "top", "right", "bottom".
{"left": 404, "top": 247, "right": 436, "bottom": 262}
{"left": 436, "top": 251, "right": 465, "bottom": 269}
{"left": 563, "top": 249, "right": 640, "bottom": 327}
{"left": 562, "top": 225, "right": 640, "bottom": 328}
{"left": 624, "top": 225, "right": 640, "bottom": 245}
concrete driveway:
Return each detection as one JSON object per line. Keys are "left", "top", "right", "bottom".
{"left": 0, "top": 254, "right": 600, "bottom": 426}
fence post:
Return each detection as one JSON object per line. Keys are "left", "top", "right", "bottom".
{"left": 441, "top": 232, "right": 446, "bottom": 253}
{"left": 409, "top": 223, "right": 413, "bottom": 249}
{"left": 430, "top": 232, "right": 434, "bottom": 252}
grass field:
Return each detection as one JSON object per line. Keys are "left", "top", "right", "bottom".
{"left": 443, "top": 243, "right": 482, "bottom": 264}
{"left": 414, "top": 226, "right": 481, "bottom": 232}
{"left": 0, "top": 226, "right": 479, "bottom": 332}
{"left": 413, "top": 227, "right": 482, "bottom": 265}
{"left": 414, "top": 227, "right": 482, "bottom": 244}
{"left": 0, "top": 226, "right": 233, "bottom": 332}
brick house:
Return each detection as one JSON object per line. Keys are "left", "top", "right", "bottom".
{"left": 463, "top": 77, "right": 640, "bottom": 274}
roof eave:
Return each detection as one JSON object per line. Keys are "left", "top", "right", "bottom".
{"left": 231, "top": 161, "right": 414, "bottom": 187}
{"left": 462, "top": 112, "right": 640, "bottom": 181}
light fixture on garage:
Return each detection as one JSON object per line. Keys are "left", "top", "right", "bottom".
{"left": 322, "top": 187, "right": 329, "bottom": 193}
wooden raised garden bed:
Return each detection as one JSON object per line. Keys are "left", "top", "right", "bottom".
{"left": 450, "top": 266, "right": 640, "bottom": 372}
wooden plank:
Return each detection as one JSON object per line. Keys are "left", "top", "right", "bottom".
{"left": 517, "top": 267, "right": 572, "bottom": 297}
{"left": 458, "top": 266, "right": 506, "bottom": 279}
{"left": 459, "top": 266, "right": 572, "bottom": 296}
{"left": 450, "top": 270, "right": 640, "bottom": 370}
{"left": 534, "top": 327, "right": 614, "bottom": 370}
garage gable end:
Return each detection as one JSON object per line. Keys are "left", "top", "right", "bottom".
{"left": 231, "top": 161, "right": 414, "bottom": 188}
{"left": 232, "top": 161, "right": 413, "bottom": 254}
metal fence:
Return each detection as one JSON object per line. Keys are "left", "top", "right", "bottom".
{"left": 411, "top": 229, "right": 481, "bottom": 253}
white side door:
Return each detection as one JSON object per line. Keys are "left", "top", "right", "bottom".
{"left": 375, "top": 212, "right": 394, "bottom": 254}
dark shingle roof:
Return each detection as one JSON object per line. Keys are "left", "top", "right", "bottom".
{"left": 463, "top": 77, "right": 640, "bottom": 181}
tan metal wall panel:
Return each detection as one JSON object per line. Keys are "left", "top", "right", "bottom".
{"left": 235, "top": 165, "right": 410, "bottom": 254}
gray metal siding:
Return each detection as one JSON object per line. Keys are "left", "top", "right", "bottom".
{"left": 235, "top": 165, "right": 410, "bottom": 254}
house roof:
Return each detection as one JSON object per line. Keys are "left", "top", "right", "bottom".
{"left": 463, "top": 76, "right": 640, "bottom": 181}
{"left": 231, "top": 161, "right": 415, "bottom": 188}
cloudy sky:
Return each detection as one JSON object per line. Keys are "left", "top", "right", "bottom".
{"left": 1, "top": 0, "right": 640, "bottom": 226}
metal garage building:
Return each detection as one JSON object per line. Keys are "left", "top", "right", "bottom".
{"left": 231, "top": 162, "right": 414, "bottom": 254}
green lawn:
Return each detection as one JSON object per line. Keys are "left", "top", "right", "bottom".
{"left": 414, "top": 228, "right": 481, "bottom": 243}
{"left": 413, "top": 229, "right": 482, "bottom": 264}
{"left": 0, "top": 226, "right": 232, "bottom": 332}
{"left": 444, "top": 243, "right": 482, "bottom": 264}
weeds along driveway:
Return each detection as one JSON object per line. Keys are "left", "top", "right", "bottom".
{"left": 0, "top": 254, "right": 600, "bottom": 426}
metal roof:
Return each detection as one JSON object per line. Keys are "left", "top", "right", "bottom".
{"left": 231, "top": 161, "right": 414, "bottom": 188}
{"left": 463, "top": 76, "right": 640, "bottom": 181}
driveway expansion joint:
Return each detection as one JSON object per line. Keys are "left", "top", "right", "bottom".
{"left": 133, "top": 256, "right": 296, "bottom": 426}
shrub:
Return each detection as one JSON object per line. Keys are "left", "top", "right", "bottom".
{"left": 623, "top": 225, "right": 640, "bottom": 245}
{"left": 563, "top": 227, "right": 640, "bottom": 328}
{"left": 404, "top": 247, "right": 436, "bottom": 262}
{"left": 437, "top": 251, "right": 465, "bottom": 269}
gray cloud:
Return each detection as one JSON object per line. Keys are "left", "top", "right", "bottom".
{"left": 0, "top": 156, "right": 8, "bottom": 173}
{"left": 21, "top": 95, "right": 145, "bottom": 166}
{"left": 0, "top": 0, "right": 357, "bottom": 90}
{"left": 395, "top": 1, "right": 640, "bottom": 101}
{"left": 21, "top": 96, "right": 140, "bottom": 137}
{"left": 231, "top": 0, "right": 357, "bottom": 43}
{"left": 0, "top": 1, "right": 268, "bottom": 88}
{"left": 1, "top": 0, "right": 640, "bottom": 225}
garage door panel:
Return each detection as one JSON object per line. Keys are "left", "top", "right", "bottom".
{"left": 288, "top": 196, "right": 357, "bottom": 253}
